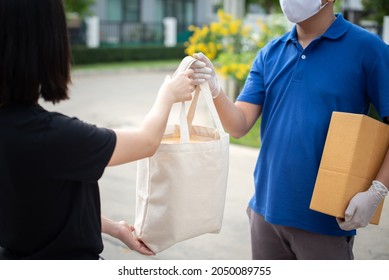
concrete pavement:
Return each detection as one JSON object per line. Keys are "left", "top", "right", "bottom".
{"left": 42, "top": 67, "right": 389, "bottom": 260}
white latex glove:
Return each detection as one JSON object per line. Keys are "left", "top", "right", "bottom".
{"left": 191, "top": 52, "right": 221, "bottom": 98}
{"left": 337, "top": 180, "right": 388, "bottom": 231}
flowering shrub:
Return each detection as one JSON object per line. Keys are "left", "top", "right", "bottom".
{"left": 185, "top": 10, "right": 288, "bottom": 86}
{"left": 185, "top": 10, "right": 251, "bottom": 60}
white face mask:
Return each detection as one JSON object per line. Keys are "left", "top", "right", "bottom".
{"left": 280, "top": 0, "right": 327, "bottom": 23}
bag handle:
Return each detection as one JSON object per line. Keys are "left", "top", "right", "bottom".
{"left": 196, "top": 82, "right": 227, "bottom": 138}
{"left": 173, "top": 56, "right": 228, "bottom": 143}
{"left": 172, "top": 56, "right": 197, "bottom": 143}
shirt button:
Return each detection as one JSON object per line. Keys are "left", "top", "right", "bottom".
{"left": 301, "top": 54, "right": 307, "bottom": 59}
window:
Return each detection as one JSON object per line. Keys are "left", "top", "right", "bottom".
{"left": 107, "top": 0, "right": 121, "bottom": 21}
{"left": 156, "top": 0, "right": 195, "bottom": 42}
{"left": 123, "top": 0, "right": 140, "bottom": 22}
{"left": 107, "top": 0, "right": 140, "bottom": 22}
{"left": 157, "top": 0, "right": 195, "bottom": 25}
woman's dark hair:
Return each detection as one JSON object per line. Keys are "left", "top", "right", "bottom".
{"left": 0, "top": 0, "right": 71, "bottom": 106}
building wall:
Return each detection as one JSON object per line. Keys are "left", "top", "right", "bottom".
{"left": 90, "top": 0, "right": 106, "bottom": 19}
{"left": 85, "top": 0, "right": 215, "bottom": 46}
{"left": 90, "top": 0, "right": 214, "bottom": 24}
{"left": 196, "top": 0, "right": 213, "bottom": 24}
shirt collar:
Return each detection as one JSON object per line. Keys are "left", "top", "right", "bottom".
{"left": 284, "top": 14, "right": 351, "bottom": 44}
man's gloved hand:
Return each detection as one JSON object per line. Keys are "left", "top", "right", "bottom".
{"left": 337, "top": 180, "right": 388, "bottom": 231}
{"left": 191, "top": 52, "right": 221, "bottom": 99}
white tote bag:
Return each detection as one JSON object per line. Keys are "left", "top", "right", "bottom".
{"left": 134, "top": 57, "right": 229, "bottom": 253}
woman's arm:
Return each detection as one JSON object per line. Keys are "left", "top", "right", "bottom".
{"left": 108, "top": 69, "right": 194, "bottom": 166}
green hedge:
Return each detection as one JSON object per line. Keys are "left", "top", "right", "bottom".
{"left": 71, "top": 45, "right": 186, "bottom": 65}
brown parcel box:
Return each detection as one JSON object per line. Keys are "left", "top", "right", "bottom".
{"left": 310, "top": 112, "right": 389, "bottom": 225}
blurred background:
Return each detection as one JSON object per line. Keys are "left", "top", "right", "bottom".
{"left": 65, "top": 0, "right": 389, "bottom": 101}
{"left": 66, "top": 0, "right": 388, "bottom": 48}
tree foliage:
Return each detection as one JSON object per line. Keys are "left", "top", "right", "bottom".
{"left": 63, "top": 0, "right": 96, "bottom": 17}
{"left": 246, "top": 0, "right": 281, "bottom": 13}
{"left": 362, "top": 0, "right": 389, "bottom": 26}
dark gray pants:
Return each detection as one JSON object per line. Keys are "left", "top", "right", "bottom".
{"left": 247, "top": 207, "right": 354, "bottom": 260}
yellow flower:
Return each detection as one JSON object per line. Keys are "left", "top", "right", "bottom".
{"left": 200, "top": 26, "right": 209, "bottom": 37}
{"left": 207, "top": 42, "right": 217, "bottom": 59}
{"left": 229, "top": 20, "right": 241, "bottom": 35}
{"left": 197, "top": 43, "right": 207, "bottom": 53}
{"left": 185, "top": 9, "right": 287, "bottom": 87}
{"left": 185, "top": 45, "right": 197, "bottom": 56}
{"left": 219, "top": 65, "right": 230, "bottom": 77}
{"left": 242, "top": 26, "right": 252, "bottom": 36}
{"left": 230, "top": 63, "right": 238, "bottom": 72}
{"left": 258, "top": 22, "right": 268, "bottom": 34}
{"left": 223, "top": 13, "right": 232, "bottom": 22}
{"left": 217, "top": 10, "right": 225, "bottom": 20}
{"left": 210, "top": 22, "right": 222, "bottom": 33}
{"left": 220, "top": 27, "right": 229, "bottom": 36}
{"left": 188, "top": 25, "right": 197, "bottom": 32}
{"left": 217, "top": 9, "right": 232, "bottom": 22}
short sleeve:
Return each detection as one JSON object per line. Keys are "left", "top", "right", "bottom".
{"left": 236, "top": 49, "right": 267, "bottom": 105}
{"left": 42, "top": 114, "right": 116, "bottom": 182}
{"left": 366, "top": 44, "right": 389, "bottom": 119}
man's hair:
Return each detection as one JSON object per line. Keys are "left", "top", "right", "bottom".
{"left": 0, "top": 0, "right": 71, "bottom": 106}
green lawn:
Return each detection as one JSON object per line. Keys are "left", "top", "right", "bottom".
{"left": 230, "top": 118, "right": 261, "bottom": 148}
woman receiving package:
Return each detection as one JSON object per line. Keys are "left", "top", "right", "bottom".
{"left": 0, "top": 0, "right": 205, "bottom": 260}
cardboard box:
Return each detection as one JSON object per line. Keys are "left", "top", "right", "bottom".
{"left": 310, "top": 112, "right": 389, "bottom": 225}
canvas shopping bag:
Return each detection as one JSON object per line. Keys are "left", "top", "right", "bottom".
{"left": 134, "top": 57, "right": 230, "bottom": 253}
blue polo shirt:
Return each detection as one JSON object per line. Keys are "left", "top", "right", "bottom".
{"left": 237, "top": 14, "right": 389, "bottom": 236}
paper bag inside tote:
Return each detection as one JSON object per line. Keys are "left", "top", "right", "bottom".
{"left": 134, "top": 56, "right": 230, "bottom": 253}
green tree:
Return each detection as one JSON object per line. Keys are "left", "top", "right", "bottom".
{"left": 64, "top": 0, "right": 96, "bottom": 18}
{"left": 362, "top": 0, "right": 389, "bottom": 27}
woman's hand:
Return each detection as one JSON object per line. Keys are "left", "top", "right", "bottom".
{"left": 158, "top": 69, "right": 195, "bottom": 104}
{"left": 101, "top": 216, "right": 155, "bottom": 256}
{"left": 115, "top": 221, "right": 155, "bottom": 256}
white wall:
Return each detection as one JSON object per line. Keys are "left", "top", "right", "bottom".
{"left": 342, "top": 0, "right": 363, "bottom": 11}
{"left": 142, "top": 0, "right": 157, "bottom": 22}
{"left": 90, "top": 0, "right": 107, "bottom": 19}
{"left": 383, "top": 16, "right": 389, "bottom": 44}
{"left": 196, "top": 0, "right": 214, "bottom": 24}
